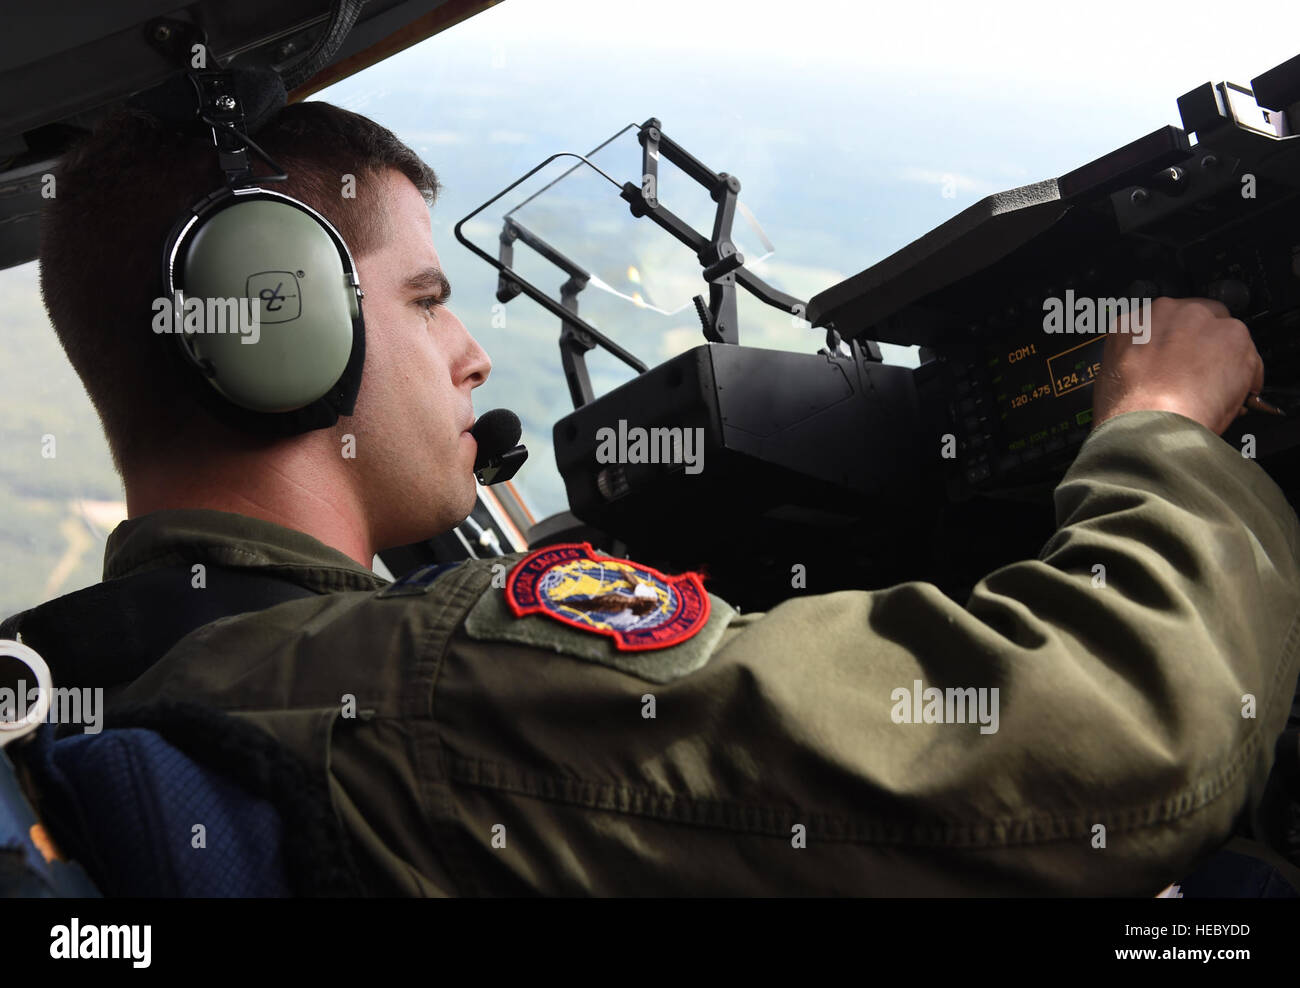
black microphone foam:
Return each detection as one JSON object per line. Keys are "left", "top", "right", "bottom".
{"left": 471, "top": 409, "right": 522, "bottom": 471}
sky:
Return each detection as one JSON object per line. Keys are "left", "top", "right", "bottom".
{"left": 470, "top": 0, "right": 1297, "bottom": 90}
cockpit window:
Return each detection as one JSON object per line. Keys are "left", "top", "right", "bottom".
{"left": 3, "top": 0, "right": 1293, "bottom": 614}
{"left": 0, "top": 262, "right": 123, "bottom": 617}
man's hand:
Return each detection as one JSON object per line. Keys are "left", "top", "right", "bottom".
{"left": 1092, "top": 296, "right": 1264, "bottom": 436}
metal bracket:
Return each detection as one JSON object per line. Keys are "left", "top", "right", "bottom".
{"left": 187, "top": 71, "right": 289, "bottom": 188}
{"left": 623, "top": 117, "right": 806, "bottom": 345}
{"left": 144, "top": 17, "right": 207, "bottom": 68}
{"left": 497, "top": 217, "right": 609, "bottom": 408}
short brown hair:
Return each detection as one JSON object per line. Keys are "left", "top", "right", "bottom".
{"left": 38, "top": 100, "right": 440, "bottom": 476}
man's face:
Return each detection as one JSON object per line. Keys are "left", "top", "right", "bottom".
{"left": 345, "top": 168, "right": 492, "bottom": 551}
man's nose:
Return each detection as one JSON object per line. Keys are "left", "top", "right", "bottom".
{"left": 455, "top": 315, "right": 492, "bottom": 387}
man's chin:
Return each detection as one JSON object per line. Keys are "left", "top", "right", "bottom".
{"left": 375, "top": 475, "right": 479, "bottom": 552}
{"left": 442, "top": 474, "right": 483, "bottom": 534}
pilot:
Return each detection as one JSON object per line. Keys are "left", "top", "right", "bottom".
{"left": 25, "top": 97, "right": 1300, "bottom": 895}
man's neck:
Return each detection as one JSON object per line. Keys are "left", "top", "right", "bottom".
{"left": 125, "top": 449, "right": 375, "bottom": 568}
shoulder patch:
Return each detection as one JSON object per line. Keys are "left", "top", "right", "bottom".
{"left": 463, "top": 581, "right": 734, "bottom": 685}
{"left": 505, "top": 543, "right": 708, "bottom": 651}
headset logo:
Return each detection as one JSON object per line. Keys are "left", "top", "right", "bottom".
{"left": 247, "top": 271, "right": 301, "bottom": 323}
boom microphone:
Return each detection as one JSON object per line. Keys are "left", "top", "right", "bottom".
{"left": 470, "top": 408, "right": 528, "bottom": 485}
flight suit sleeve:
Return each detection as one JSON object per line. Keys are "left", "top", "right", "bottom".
{"left": 433, "top": 409, "right": 1300, "bottom": 895}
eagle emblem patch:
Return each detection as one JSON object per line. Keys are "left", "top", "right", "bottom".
{"left": 505, "top": 543, "right": 710, "bottom": 651}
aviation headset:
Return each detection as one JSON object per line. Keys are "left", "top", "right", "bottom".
{"left": 154, "top": 70, "right": 366, "bottom": 436}
{"left": 142, "top": 69, "right": 528, "bottom": 482}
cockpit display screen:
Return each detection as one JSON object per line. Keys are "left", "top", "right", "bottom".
{"left": 988, "top": 336, "right": 1105, "bottom": 450}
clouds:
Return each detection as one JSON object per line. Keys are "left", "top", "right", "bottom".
{"left": 897, "top": 166, "right": 998, "bottom": 197}
{"left": 464, "top": 0, "right": 1296, "bottom": 95}
{"left": 403, "top": 130, "right": 470, "bottom": 146}
{"left": 488, "top": 129, "right": 531, "bottom": 144}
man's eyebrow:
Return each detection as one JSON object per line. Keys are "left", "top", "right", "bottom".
{"left": 403, "top": 267, "right": 451, "bottom": 298}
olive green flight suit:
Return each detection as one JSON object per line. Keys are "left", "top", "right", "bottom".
{"left": 101, "top": 410, "right": 1300, "bottom": 894}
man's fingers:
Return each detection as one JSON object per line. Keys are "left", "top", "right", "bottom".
{"left": 1250, "top": 350, "right": 1266, "bottom": 396}
{"left": 1197, "top": 297, "right": 1232, "bottom": 321}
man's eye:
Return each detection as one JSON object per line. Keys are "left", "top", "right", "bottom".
{"left": 416, "top": 296, "right": 445, "bottom": 313}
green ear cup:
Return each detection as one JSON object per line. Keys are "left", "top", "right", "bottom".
{"left": 179, "top": 198, "right": 356, "bottom": 413}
